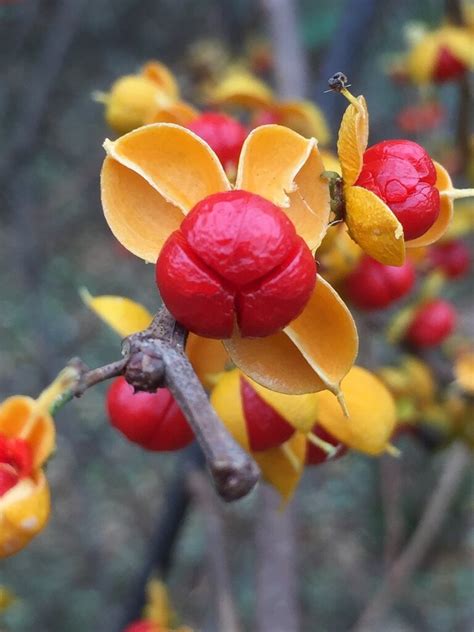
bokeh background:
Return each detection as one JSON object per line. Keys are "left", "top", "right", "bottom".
{"left": 0, "top": 1, "right": 472, "bottom": 631}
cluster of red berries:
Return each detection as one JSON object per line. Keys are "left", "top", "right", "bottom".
{"left": 0, "top": 435, "right": 33, "bottom": 497}
{"left": 355, "top": 140, "right": 440, "bottom": 241}
{"left": 106, "top": 375, "right": 347, "bottom": 466}
{"left": 156, "top": 190, "right": 316, "bottom": 339}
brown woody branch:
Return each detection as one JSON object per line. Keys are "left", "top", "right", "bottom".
{"left": 64, "top": 308, "right": 260, "bottom": 502}
{"left": 352, "top": 442, "right": 471, "bottom": 631}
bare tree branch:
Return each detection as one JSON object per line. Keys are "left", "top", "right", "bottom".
{"left": 352, "top": 442, "right": 471, "bottom": 632}
{"left": 256, "top": 486, "right": 299, "bottom": 632}
{"left": 55, "top": 307, "right": 260, "bottom": 503}
{"left": 189, "top": 470, "right": 242, "bottom": 632}
{"left": 261, "top": 0, "right": 309, "bottom": 98}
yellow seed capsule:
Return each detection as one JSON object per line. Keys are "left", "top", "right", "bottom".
{"left": 103, "top": 75, "right": 160, "bottom": 135}
{"left": 0, "top": 471, "right": 50, "bottom": 558}
{"left": 210, "top": 369, "right": 314, "bottom": 500}
{"left": 315, "top": 366, "right": 397, "bottom": 455}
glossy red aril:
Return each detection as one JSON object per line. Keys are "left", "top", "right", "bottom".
{"left": 433, "top": 47, "right": 467, "bottom": 82}
{"left": 240, "top": 376, "right": 294, "bottom": 451}
{"left": 345, "top": 255, "right": 415, "bottom": 310}
{"left": 429, "top": 240, "right": 470, "bottom": 279}
{"left": 306, "top": 425, "right": 347, "bottom": 466}
{"left": 187, "top": 112, "right": 248, "bottom": 169}
{"left": 106, "top": 377, "right": 194, "bottom": 451}
{"left": 0, "top": 435, "right": 33, "bottom": 496}
{"left": 406, "top": 299, "right": 457, "bottom": 348}
{"left": 156, "top": 190, "right": 316, "bottom": 338}
{"left": 355, "top": 140, "right": 440, "bottom": 241}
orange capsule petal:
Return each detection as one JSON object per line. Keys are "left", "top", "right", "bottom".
{"left": 141, "top": 61, "right": 180, "bottom": 98}
{"left": 406, "top": 162, "right": 454, "bottom": 248}
{"left": 146, "top": 101, "right": 199, "bottom": 125}
{"left": 0, "top": 471, "right": 50, "bottom": 558}
{"left": 225, "top": 276, "right": 358, "bottom": 397}
{"left": 247, "top": 377, "right": 319, "bottom": 434}
{"left": 277, "top": 101, "right": 331, "bottom": 145}
{"left": 316, "top": 366, "right": 397, "bottom": 455}
{"left": 337, "top": 95, "right": 369, "bottom": 186}
{"left": 0, "top": 397, "right": 55, "bottom": 469}
{"left": 81, "top": 290, "right": 153, "bottom": 337}
{"left": 253, "top": 432, "right": 306, "bottom": 503}
{"left": 210, "top": 369, "right": 249, "bottom": 451}
{"left": 284, "top": 276, "right": 358, "bottom": 398}
{"left": 101, "top": 156, "right": 185, "bottom": 262}
{"left": 186, "top": 334, "right": 229, "bottom": 390}
{"left": 345, "top": 185, "right": 406, "bottom": 266}
{"left": 236, "top": 125, "right": 330, "bottom": 250}
{"left": 208, "top": 70, "right": 274, "bottom": 110}
{"left": 104, "top": 123, "right": 230, "bottom": 211}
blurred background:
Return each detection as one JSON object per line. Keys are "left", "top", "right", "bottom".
{"left": 0, "top": 1, "right": 472, "bottom": 631}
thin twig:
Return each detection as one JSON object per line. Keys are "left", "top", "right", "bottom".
{"left": 352, "top": 442, "right": 471, "bottom": 632}
{"left": 261, "top": 0, "right": 309, "bottom": 99}
{"left": 379, "top": 455, "right": 404, "bottom": 566}
{"left": 255, "top": 486, "right": 299, "bottom": 632}
{"left": 188, "top": 470, "right": 242, "bottom": 632}
{"left": 118, "top": 444, "right": 205, "bottom": 631}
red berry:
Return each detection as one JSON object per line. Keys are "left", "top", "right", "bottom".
{"left": 252, "top": 110, "right": 281, "bottom": 127}
{"left": 123, "top": 621, "right": 161, "bottom": 632}
{"left": 240, "top": 376, "right": 294, "bottom": 451}
{"left": 306, "top": 425, "right": 347, "bottom": 466}
{"left": 187, "top": 112, "right": 248, "bottom": 169}
{"left": 345, "top": 255, "right": 415, "bottom": 310}
{"left": 396, "top": 102, "right": 444, "bottom": 134}
{"left": 428, "top": 240, "right": 470, "bottom": 279}
{"left": 433, "top": 46, "right": 466, "bottom": 82}
{"left": 156, "top": 190, "right": 316, "bottom": 338}
{"left": 0, "top": 435, "right": 33, "bottom": 478}
{"left": 406, "top": 299, "right": 457, "bottom": 348}
{"left": 0, "top": 464, "right": 19, "bottom": 497}
{"left": 106, "top": 377, "right": 194, "bottom": 451}
{"left": 355, "top": 140, "right": 440, "bottom": 240}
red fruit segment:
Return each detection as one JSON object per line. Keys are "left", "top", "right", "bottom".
{"left": 146, "top": 399, "right": 195, "bottom": 451}
{"left": 240, "top": 377, "right": 294, "bottom": 451}
{"left": 181, "top": 190, "right": 297, "bottom": 287}
{"left": 433, "top": 46, "right": 467, "bottom": 82}
{"left": 406, "top": 299, "right": 457, "bottom": 348}
{"left": 187, "top": 112, "right": 248, "bottom": 169}
{"left": 156, "top": 190, "right": 316, "bottom": 339}
{"left": 306, "top": 425, "right": 347, "bottom": 466}
{"left": 156, "top": 231, "right": 235, "bottom": 339}
{"left": 429, "top": 240, "right": 470, "bottom": 279}
{"left": 106, "top": 377, "right": 194, "bottom": 451}
{"left": 238, "top": 238, "right": 316, "bottom": 336}
{"left": 345, "top": 255, "right": 415, "bottom": 310}
{"left": 0, "top": 464, "right": 19, "bottom": 497}
{"left": 0, "top": 435, "right": 34, "bottom": 478}
{"left": 355, "top": 140, "right": 440, "bottom": 240}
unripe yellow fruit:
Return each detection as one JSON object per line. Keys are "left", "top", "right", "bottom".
{"left": 104, "top": 75, "right": 160, "bottom": 135}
